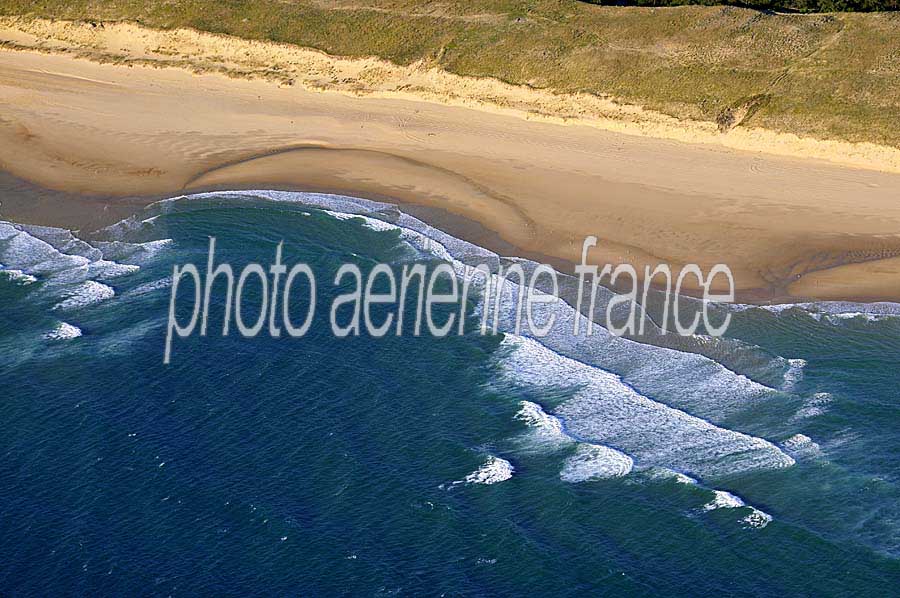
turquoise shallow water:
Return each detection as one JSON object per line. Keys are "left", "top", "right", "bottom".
{"left": 2, "top": 191, "right": 900, "bottom": 596}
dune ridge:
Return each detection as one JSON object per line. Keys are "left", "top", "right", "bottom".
{"left": 2, "top": 16, "right": 900, "bottom": 174}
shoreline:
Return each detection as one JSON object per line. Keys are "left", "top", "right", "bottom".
{"left": 3, "top": 172, "right": 897, "bottom": 307}
{"left": 2, "top": 20, "right": 900, "bottom": 302}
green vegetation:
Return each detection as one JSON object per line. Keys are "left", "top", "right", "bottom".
{"left": 1, "top": 1, "right": 898, "bottom": 146}
{"left": 582, "top": 0, "right": 899, "bottom": 13}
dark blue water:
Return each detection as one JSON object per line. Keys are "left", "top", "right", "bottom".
{"left": 2, "top": 191, "right": 899, "bottom": 596}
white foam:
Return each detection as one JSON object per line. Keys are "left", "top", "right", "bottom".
{"left": 0, "top": 222, "right": 19, "bottom": 241}
{"left": 179, "top": 190, "right": 496, "bottom": 265}
{"left": 516, "top": 401, "right": 566, "bottom": 439}
{"left": 53, "top": 280, "right": 115, "bottom": 311}
{"left": 781, "top": 433, "right": 822, "bottom": 459}
{"left": 463, "top": 456, "right": 514, "bottom": 485}
{"left": 791, "top": 392, "right": 832, "bottom": 421}
{"left": 499, "top": 335, "right": 795, "bottom": 478}
{"left": 0, "top": 222, "right": 141, "bottom": 297}
{"left": 560, "top": 443, "right": 634, "bottom": 482}
{"left": 703, "top": 490, "right": 773, "bottom": 529}
{"left": 43, "top": 322, "right": 83, "bottom": 340}
{"left": 90, "top": 260, "right": 141, "bottom": 280}
{"left": 321, "top": 209, "right": 401, "bottom": 233}
{"left": 18, "top": 224, "right": 102, "bottom": 259}
{"left": 331, "top": 209, "right": 456, "bottom": 261}
{"left": 1, "top": 229, "right": 90, "bottom": 274}
{"left": 645, "top": 468, "right": 699, "bottom": 485}
{"left": 732, "top": 300, "right": 900, "bottom": 324}
{"left": 91, "top": 239, "right": 173, "bottom": 265}
{"left": 673, "top": 472, "right": 698, "bottom": 485}
{"left": 0, "top": 223, "right": 99, "bottom": 269}
{"left": 43, "top": 259, "right": 140, "bottom": 286}
{"left": 515, "top": 401, "right": 636, "bottom": 479}
{"left": 782, "top": 358, "right": 807, "bottom": 392}
{"left": 483, "top": 265, "right": 782, "bottom": 423}
{"left": 1, "top": 269, "right": 37, "bottom": 284}
{"left": 704, "top": 490, "right": 746, "bottom": 510}
{"left": 742, "top": 509, "right": 773, "bottom": 529}
{"left": 822, "top": 312, "right": 888, "bottom": 323}
{"left": 322, "top": 210, "right": 363, "bottom": 222}
{"left": 126, "top": 278, "right": 173, "bottom": 297}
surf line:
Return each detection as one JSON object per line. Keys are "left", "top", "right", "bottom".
{"left": 163, "top": 236, "right": 735, "bottom": 364}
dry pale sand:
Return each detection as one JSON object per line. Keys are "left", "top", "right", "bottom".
{"left": 1, "top": 18, "right": 900, "bottom": 302}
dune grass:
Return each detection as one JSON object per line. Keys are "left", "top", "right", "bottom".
{"left": 1, "top": 0, "right": 898, "bottom": 146}
{"left": 580, "top": 0, "right": 900, "bottom": 12}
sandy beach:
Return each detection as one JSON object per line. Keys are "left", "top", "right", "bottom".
{"left": 2, "top": 18, "right": 900, "bottom": 302}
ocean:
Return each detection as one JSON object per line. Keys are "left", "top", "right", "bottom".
{"left": 2, "top": 190, "right": 899, "bottom": 596}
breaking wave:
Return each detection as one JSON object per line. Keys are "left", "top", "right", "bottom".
{"left": 163, "top": 190, "right": 810, "bottom": 484}
{"left": 462, "top": 456, "right": 515, "bottom": 485}
{"left": 0, "top": 219, "right": 166, "bottom": 334}
{"left": 560, "top": 444, "right": 634, "bottom": 482}
{"left": 43, "top": 321, "right": 83, "bottom": 341}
